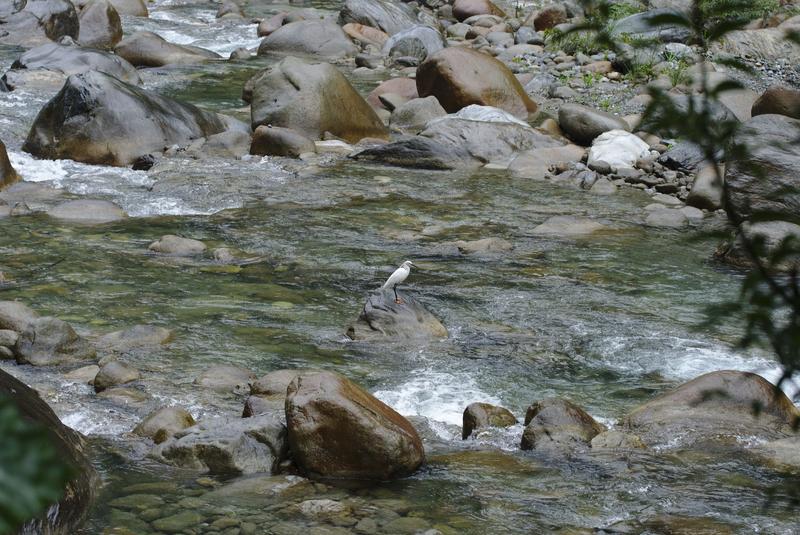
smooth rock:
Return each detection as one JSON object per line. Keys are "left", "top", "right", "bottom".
{"left": 64, "top": 364, "right": 100, "bottom": 384}
{"left": 115, "top": 31, "right": 220, "bottom": 67}
{"left": 257, "top": 20, "right": 357, "bottom": 60}
{"left": 532, "top": 215, "right": 606, "bottom": 236}
{"left": 134, "top": 406, "right": 196, "bottom": 444}
{"left": 346, "top": 289, "right": 447, "bottom": 340}
{"left": 0, "top": 300, "right": 38, "bottom": 332}
{"left": 0, "top": 0, "right": 78, "bottom": 47}
{"left": 389, "top": 96, "right": 447, "bottom": 134}
{"left": 452, "top": 237, "right": 513, "bottom": 254}
{"left": 452, "top": 0, "right": 505, "bottom": 22}
{"left": 383, "top": 25, "right": 446, "bottom": 63}
{"left": 462, "top": 402, "right": 517, "bottom": 439}
{"left": 108, "top": 0, "right": 147, "bottom": 16}
{"left": 342, "top": 22, "right": 389, "bottom": 47}
{"left": 339, "top": 0, "right": 421, "bottom": 36}
{"left": 250, "top": 126, "right": 316, "bottom": 158}
{"left": 558, "top": 103, "right": 630, "bottom": 146}
{"left": 366, "top": 77, "right": 419, "bottom": 110}
{"left": 587, "top": 130, "right": 650, "bottom": 170}
{"left": 194, "top": 364, "right": 255, "bottom": 394}
{"left": 590, "top": 430, "right": 646, "bottom": 449}
{"left": 686, "top": 163, "right": 724, "bottom": 211}
{"left": 752, "top": 85, "right": 800, "bottom": 119}
{"left": 286, "top": 371, "right": 425, "bottom": 481}
{"left": 16, "top": 317, "right": 96, "bottom": 366}
{"left": 148, "top": 235, "right": 207, "bottom": 256}
{"left": 521, "top": 398, "right": 606, "bottom": 452}
{"left": 644, "top": 209, "right": 688, "bottom": 228}
{"left": 94, "top": 361, "right": 140, "bottom": 392}
{"left": 77, "top": 0, "right": 122, "bottom": 49}
{"left": 96, "top": 325, "right": 174, "bottom": 353}
{"left": 48, "top": 200, "right": 127, "bottom": 223}
{"left": 0, "top": 140, "right": 19, "bottom": 190}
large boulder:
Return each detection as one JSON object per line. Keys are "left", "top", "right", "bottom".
{"left": 133, "top": 406, "right": 196, "bottom": 444}
{"left": 77, "top": 0, "right": 122, "bottom": 49}
{"left": 686, "top": 163, "right": 723, "bottom": 211}
{"left": 417, "top": 48, "right": 537, "bottom": 119}
{"left": 249, "top": 57, "right": 389, "bottom": 142}
{"left": 115, "top": 31, "right": 221, "bottom": 67}
{"left": 724, "top": 114, "right": 800, "bottom": 222}
{"left": 0, "top": 300, "right": 38, "bottom": 333}
{"left": 366, "top": 77, "right": 419, "bottom": 110}
{"left": 558, "top": 103, "right": 630, "bottom": 146}
{"left": 152, "top": 414, "right": 288, "bottom": 474}
{"left": 0, "top": 0, "right": 79, "bottom": 47}
{"left": 250, "top": 126, "right": 315, "bottom": 158}
{"left": 712, "top": 28, "right": 800, "bottom": 63}
{"left": 610, "top": 8, "right": 692, "bottom": 43}
{"left": 520, "top": 398, "right": 606, "bottom": 452}
{"left": 752, "top": 85, "right": 800, "bottom": 120}
{"left": 1, "top": 139, "right": 19, "bottom": 190}
{"left": 0, "top": 368, "right": 98, "bottom": 533}
{"left": 286, "top": 371, "right": 425, "bottom": 481}
{"left": 716, "top": 221, "right": 800, "bottom": 271}
{"left": 3, "top": 42, "right": 141, "bottom": 91}
{"left": 346, "top": 289, "right": 447, "bottom": 340}
{"left": 23, "top": 70, "right": 235, "bottom": 166}
{"left": 194, "top": 364, "right": 255, "bottom": 395}
{"left": 15, "top": 316, "right": 96, "bottom": 366}
{"left": 339, "top": 0, "right": 420, "bottom": 36}
{"left": 257, "top": 20, "right": 357, "bottom": 60}
{"left": 623, "top": 370, "right": 800, "bottom": 447}
{"left": 462, "top": 402, "right": 517, "bottom": 439}
{"left": 382, "top": 25, "right": 445, "bottom": 63}
{"left": 389, "top": 96, "right": 447, "bottom": 134}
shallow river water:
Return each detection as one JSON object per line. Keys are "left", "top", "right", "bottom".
{"left": 1, "top": 1, "right": 799, "bottom": 533}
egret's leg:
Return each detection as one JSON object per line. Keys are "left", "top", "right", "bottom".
{"left": 393, "top": 285, "right": 403, "bottom": 304}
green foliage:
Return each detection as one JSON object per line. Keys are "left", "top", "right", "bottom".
{"left": 0, "top": 396, "right": 73, "bottom": 534}
{"left": 661, "top": 52, "right": 692, "bottom": 87}
{"left": 546, "top": 28, "right": 606, "bottom": 55}
{"left": 608, "top": 2, "right": 644, "bottom": 21}
{"left": 624, "top": 59, "right": 656, "bottom": 83}
{"left": 700, "top": 0, "right": 780, "bottom": 26}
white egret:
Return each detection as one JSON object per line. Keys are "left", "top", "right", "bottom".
{"left": 382, "top": 260, "right": 415, "bottom": 304}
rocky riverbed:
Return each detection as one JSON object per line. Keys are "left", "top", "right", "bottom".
{"left": 2, "top": 0, "right": 800, "bottom": 533}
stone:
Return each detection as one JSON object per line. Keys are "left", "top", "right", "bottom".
{"left": 48, "top": 200, "right": 127, "bottom": 224}
{"left": 96, "top": 325, "right": 174, "bottom": 353}
{"left": 249, "top": 57, "right": 389, "bottom": 142}
{"left": 242, "top": 395, "right": 284, "bottom": 418}
{"left": 252, "top": 369, "right": 319, "bottom": 397}
{"left": 216, "top": 0, "right": 243, "bottom": 18}
{"left": 657, "top": 141, "right": 708, "bottom": 172}
{"left": 452, "top": 237, "right": 513, "bottom": 254}
{"left": 115, "top": 31, "right": 221, "bottom": 67}
{"left": 108, "top": 0, "right": 147, "bottom": 16}
{"left": 590, "top": 177, "right": 617, "bottom": 195}
{"left": 724, "top": 114, "right": 800, "bottom": 222}
{"left": 610, "top": 8, "right": 692, "bottom": 43}
{"left": 383, "top": 25, "right": 446, "bottom": 63}
{"left": 623, "top": 370, "right": 800, "bottom": 447}
{"left": 452, "top": 0, "right": 505, "bottom": 22}
{"left": 286, "top": 371, "right": 425, "bottom": 481}
{"left": 0, "top": 300, "right": 38, "bottom": 332}
{"left": 346, "top": 289, "right": 447, "bottom": 340}
{"left": 643, "top": 94, "right": 737, "bottom": 139}
{"left": 64, "top": 364, "right": 100, "bottom": 384}
{"left": 97, "top": 387, "right": 148, "bottom": 405}
{"left": 152, "top": 414, "right": 288, "bottom": 474}
{"left": 587, "top": 130, "right": 650, "bottom": 171}
{"left": 16, "top": 317, "right": 96, "bottom": 366}
{"left": 24, "top": 71, "right": 237, "bottom": 167}
{"left": 0, "top": 369, "right": 98, "bottom": 533}
{"left": 258, "top": 13, "right": 288, "bottom": 37}
{"left": 716, "top": 221, "right": 800, "bottom": 271}
{"left": 148, "top": 235, "right": 207, "bottom": 256}
{"left": 645, "top": 209, "right": 688, "bottom": 228}
{"left": 509, "top": 145, "right": 586, "bottom": 180}
{"left": 687, "top": 163, "right": 724, "bottom": 211}
{"left": 520, "top": 398, "right": 606, "bottom": 452}
{"left": 94, "top": 361, "right": 140, "bottom": 392}
{"left": 134, "top": 406, "right": 196, "bottom": 444}
{"left": 462, "top": 402, "right": 517, "bottom": 439}
{"left": 558, "top": 103, "right": 630, "bottom": 146}
{"left": 194, "top": 364, "right": 255, "bottom": 394}
{"left": 752, "top": 85, "right": 800, "bottom": 119}
{"left": 343, "top": 22, "right": 389, "bottom": 47}
{"left": 532, "top": 5, "right": 567, "bottom": 31}
{"left": 416, "top": 47, "right": 538, "bottom": 119}
{"left": 339, "top": 0, "right": 421, "bottom": 36}
{"left": 77, "top": 0, "right": 122, "bottom": 49}
{"left": 250, "top": 126, "right": 316, "bottom": 158}
{"left": 152, "top": 511, "right": 204, "bottom": 532}
{"left": 3, "top": 42, "right": 140, "bottom": 91}
{"left": 532, "top": 215, "right": 606, "bottom": 236}
{"left": 0, "top": 0, "right": 79, "bottom": 47}
{"left": 590, "top": 430, "right": 646, "bottom": 449}
{"left": 367, "top": 77, "right": 419, "bottom": 110}
{"left": 257, "top": 20, "right": 357, "bottom": 60}
{"left": 1, "top": 140, "right": 19, "bottom": 190}
{"left": 351, "top": 137, "right": 477, "bottom": 170}
{"left": 712, "top": 28, "right": 800, "bottom": 63}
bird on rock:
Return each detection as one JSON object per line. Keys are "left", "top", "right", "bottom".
{"left": 382, "top": 260, "right": 415, "bottom": 304}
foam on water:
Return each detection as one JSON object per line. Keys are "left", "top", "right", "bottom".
{"left": 8, "top": 151, "right": 70, "bottom": 184}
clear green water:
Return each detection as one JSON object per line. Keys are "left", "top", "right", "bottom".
{"left": 1, "top": 1, "right": 798, "bottom": 533}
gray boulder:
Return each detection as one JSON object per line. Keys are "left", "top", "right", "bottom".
{"left": 716, "top": 221, "right": 800, "bottom": 271}
{"left": 686, "top": 163, "right": 723, "bottom": 211}
{"left": 249, "top": 57, "right": 388, "bottom": 142}
{"left": 724, "top": 113, "right": 800, "bottom": 222}
{"left": 657, "top": 141, "right": 708, "bottom": 172}
{"left": 558, "top": 103, "right": 630, "bottom": 146}
{"left": 339, "top": 0, "right": 421, "bottom": 36}
{"left": 520, "top": 398, "right": 606, "bottom": 452}
{"left": 286, "top": 371, "right": 425, "bottom": 481}
{"left": 351, "top": 136, "right": 477, "bottom": 170}
{"left": 0, "top": 300, "right": 38, "bottom": 332}
{"left": 257, "top": 20, "right": 357, "bottom": 60}
{"left": 96, "top": 324, "right": 174, "bottom": 353}
{"left": 134, "top": 406, "right": 196, "bottom": 443}
{"left": 623, "top": 370, "right": 800, "bottom": 447}
{"left": 389, "top": 96, "right": 447, "bottom": 134}
{"left": 382, "top": 25, "right": 445, "bottom": 63}
{"left": 93, "top": 360, "right": 140, "bottom": 392}
{"left": 3, "top": 42, "right": 141, "bottom": 91}
{"left": 251, "top": 369, "right": 319, "bottom": 397}
{"left": 194, "top": 364, "right": 255, "bottom": 394}
{"left": 462, "top": 402, "right": 517, "bottom": 439}
{"left": 48, "top": 200, "right": 128, "bottom": 223}
{"left": 1, "top": 368, "right": 98, "bottom": 533}
{"left": 107, "top": 0, "right": 147, "bottom": 16}
{"left": 77, "top": 0, "right": 122, "bottom": 49}
{"left": 250, "top": 126, "right": 315, "bottom": 158}
{"left": 0, "top": 0, "right": 78, "bottom": 47}
{"left": 346, "top": 289, "right": 447, "bottom": 341}
{"left": 153, "top": 414, "right": 288, "bottom": 474}
{"left": 24, "top": 70, "right": 235, "bottom": 166}
{"left": 16, "top": 316, "right": 96, "bottom": 366}
{"left": 610, "top": 8, "right": 692, "bottom": 43}
{"left": 115, "top": 31, "right": 221, "bottom": 67}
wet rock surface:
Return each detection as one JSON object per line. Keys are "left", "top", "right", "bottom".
{"left": 346, "top": 289, "right": 447, "bottom": 341}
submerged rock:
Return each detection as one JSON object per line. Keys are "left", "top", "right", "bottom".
{"left": 532, "top": 215, "right": 606, "bottom": 237}
{"left": 286, "top": 371, "right": 425, "bottom": 481}
{"left": 16, "top": 316, "right": 96, "bottom": 366}
{"left": 153, "top": 414, "right": 288, "bottom": 475}
{"left": 194, "top": 364, "right": 255, "bottom": 394}
{"left": 520, "top": 398, "right": 606, "bottom": 452}
{"left": 346, "top": 289, "right": 447, "bottom": 341}
{"left": 0, "top": 368, "right": 98, "bottom": 533}
{"left": 462, "top": 402, "right": 517, "bottom": 439}
{"left": 257, "top": 20, "right": 357, "bottom": 60}
{"left": 417, "top": 48, "right": 537, "bottom": 119}
{"left": 96, "top": 325, "right": 174, "bottom": 353}
{"left": 148, "top": 235, "right": 207, "bottom": 256}
{"left": 24, "top": 71, "right": 235, "bottom": 166}
{"left": 1, "top": 139, "right": 19, "bottom": 190}
{"left": 622, "top": 370, "right": 800, "bottom": 447}
{"left": 48, "top": 200, "right": 128, "bottom": 223}
{"left": 134, "top": 406, "right": 196, "bottom": 444}
{"left": 115, "top": 31, "right": 221, "bottom": 67}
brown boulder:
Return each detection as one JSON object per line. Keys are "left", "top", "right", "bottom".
{"left": 623, "top": 370, "right": 800, "bottom": 447}
{"left": 250, "top": 126, "right": 315, "bottom": 158}
{"left": 1, "top": 139, "right": 19, "bottom": 190}
{"left": 416, "top": 48, "right": 537, "bottom": 119}
{"left": 342, "top": 22, "right": 389, "bottom": 48}
{"left": 530, "top": 4, "right": 568, "bottom": 31}
{"left": 520, "top": 398, "right": 605, "bottom": 452}
{"left": 751, "top": 85, "right": 800, "bottom": 119}
{"left": 462, "top": 402, "right": 517, "bottom": 439}
{"left": 367, "top": 77, "right": 419, "bottom": 110}
{"left": 452, "top": 0, "right": 505, "bottom": 22}
{"left": 286, "top": 371, "right": 424, "bottom": 482}
{"left": 134, "top": 406, "right": 196, "bottom": 443}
